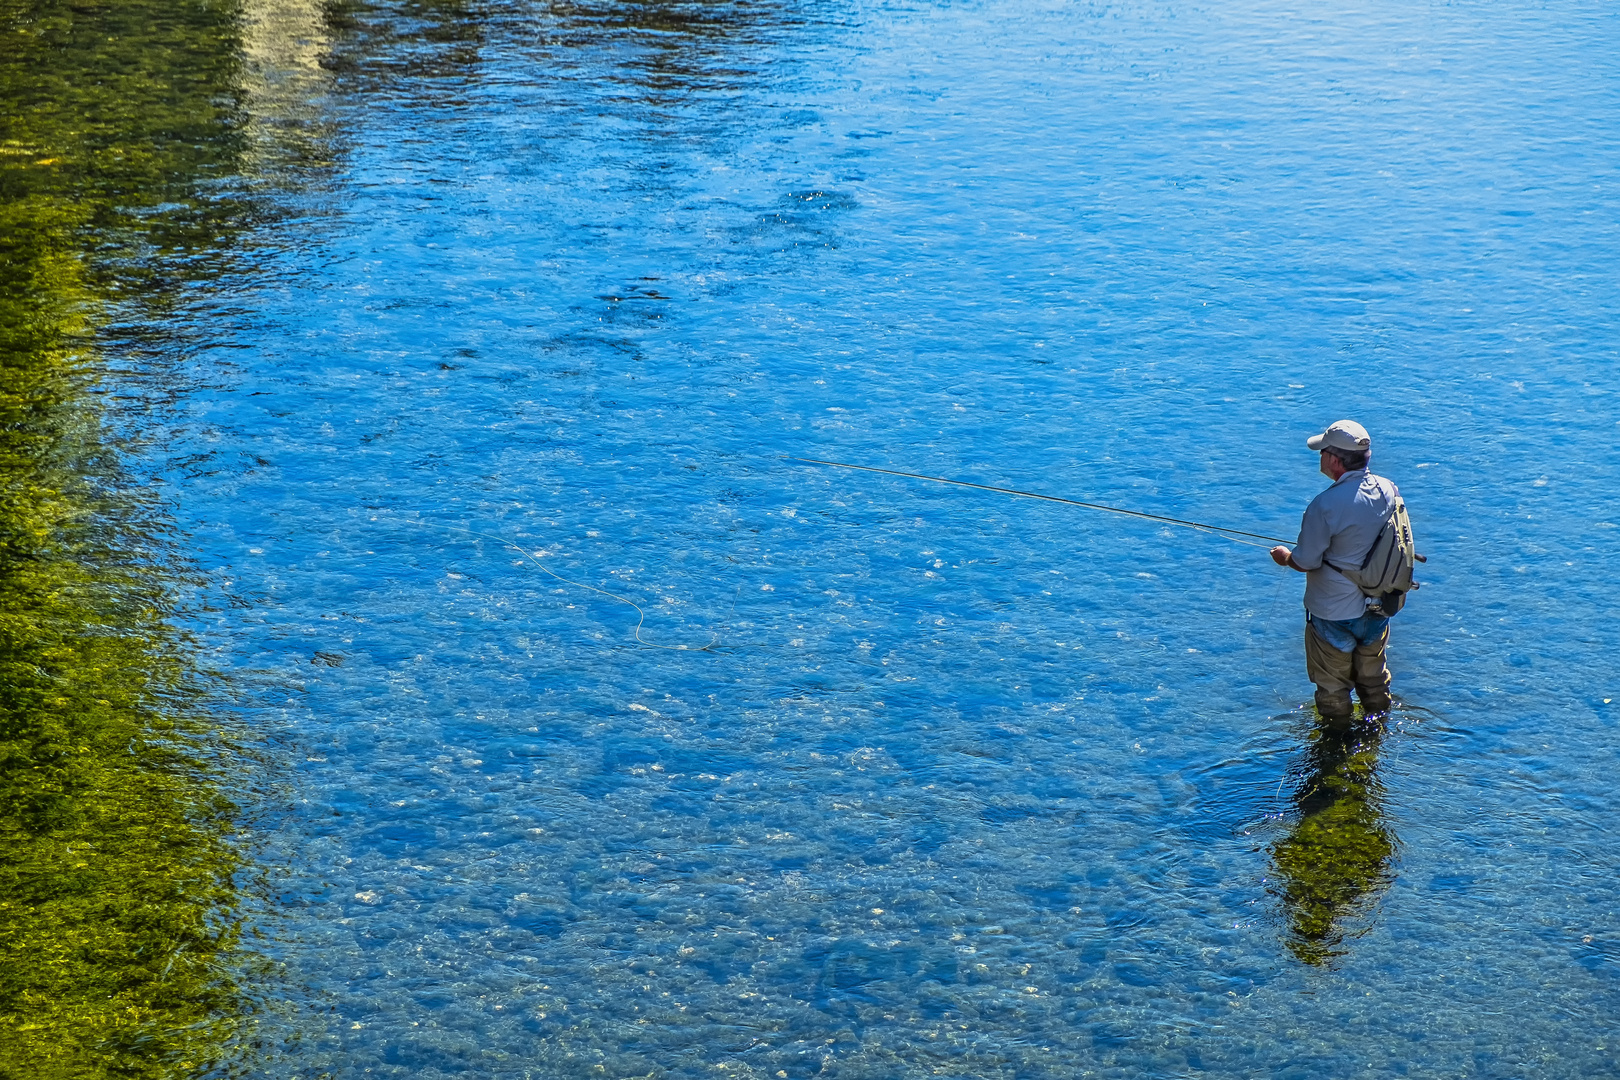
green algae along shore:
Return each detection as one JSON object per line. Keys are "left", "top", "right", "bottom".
{"left": 1, "top": 0, "right": 268, "bottom": 1073}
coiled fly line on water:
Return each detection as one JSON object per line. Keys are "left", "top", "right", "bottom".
{"left": 402, "top": 520, "right": 720, "bottom": 652}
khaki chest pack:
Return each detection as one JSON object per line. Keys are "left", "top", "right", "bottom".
{"left": 1325, "top": 496, "right": 1424, "bottom": 616}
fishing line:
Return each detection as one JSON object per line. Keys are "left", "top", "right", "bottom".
{"left": 793, "top": 459, "right": 1316, "bottom": 762}
{"left": 400, "top": 519, "right": 718, "bottom": 652}
{"left": 792, "top": 457, "right": 1292, "bottom": 549}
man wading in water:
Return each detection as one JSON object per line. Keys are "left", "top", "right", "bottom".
{"left": 1269, "top": 420, "right": 1399, "bottom": 728}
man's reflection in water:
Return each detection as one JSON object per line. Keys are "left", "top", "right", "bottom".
{"left": 1270, "top": 724, "right": 1397, "bottom": 966}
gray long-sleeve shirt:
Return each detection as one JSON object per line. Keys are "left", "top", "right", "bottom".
{"left": 1292, "top": 468, "right": 1399, "bottom": 620}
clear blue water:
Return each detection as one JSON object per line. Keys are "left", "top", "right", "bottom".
{"left": 163, "top": 0, "right": 1620, "bottom": 1073}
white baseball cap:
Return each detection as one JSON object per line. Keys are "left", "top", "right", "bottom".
{"left": 1306, "top": 419, "right": 1371, "bottom": 454}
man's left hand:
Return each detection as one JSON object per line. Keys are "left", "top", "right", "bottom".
{"left": 1270, "top": 545, "right": 1292, "bottom": 567}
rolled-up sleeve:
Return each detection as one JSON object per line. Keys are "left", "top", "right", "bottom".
{"left": 1293, "top": 500, "right": 1331, "bottom": 570}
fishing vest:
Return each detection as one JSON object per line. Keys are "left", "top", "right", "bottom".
{"left": 1325, "top": 496, "right": 1422, "bottom": 616}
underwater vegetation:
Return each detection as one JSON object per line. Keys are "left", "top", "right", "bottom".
{"left": 1270, "top": 729, "right": 1396, "bottom": 967}
{"left": 0, "top": 0, "right": 260, "bottom": 1073}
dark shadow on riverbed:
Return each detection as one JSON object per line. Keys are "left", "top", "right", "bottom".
{"left": 1269, "top": 723, "right": 1397, "bottom": 967}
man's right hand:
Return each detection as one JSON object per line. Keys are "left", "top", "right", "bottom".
{"left": 1270, "top": 545, "right": 1292, "bottom": 567}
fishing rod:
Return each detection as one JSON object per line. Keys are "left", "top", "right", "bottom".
{"left": 792, "top": 457, "right": 1293, "bottom": 548}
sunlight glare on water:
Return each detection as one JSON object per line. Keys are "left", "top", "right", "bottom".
{"left": 160, "top": 0, "right": 1620, "bottom": 1073}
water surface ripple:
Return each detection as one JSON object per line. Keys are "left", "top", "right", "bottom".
{"left": 169, "top": 0, "right": 1620, "bottom": 1074}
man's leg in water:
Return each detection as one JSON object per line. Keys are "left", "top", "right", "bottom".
{"left": 1304, "top": 621, "right": 1355, "bottom": 729}
{"left": 1352, "top": 624, "right": 1392, "bottom": 714}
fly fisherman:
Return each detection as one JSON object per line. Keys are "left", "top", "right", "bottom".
{"left": 1269, "top": 420, "right": 1399, "bottom": 726}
